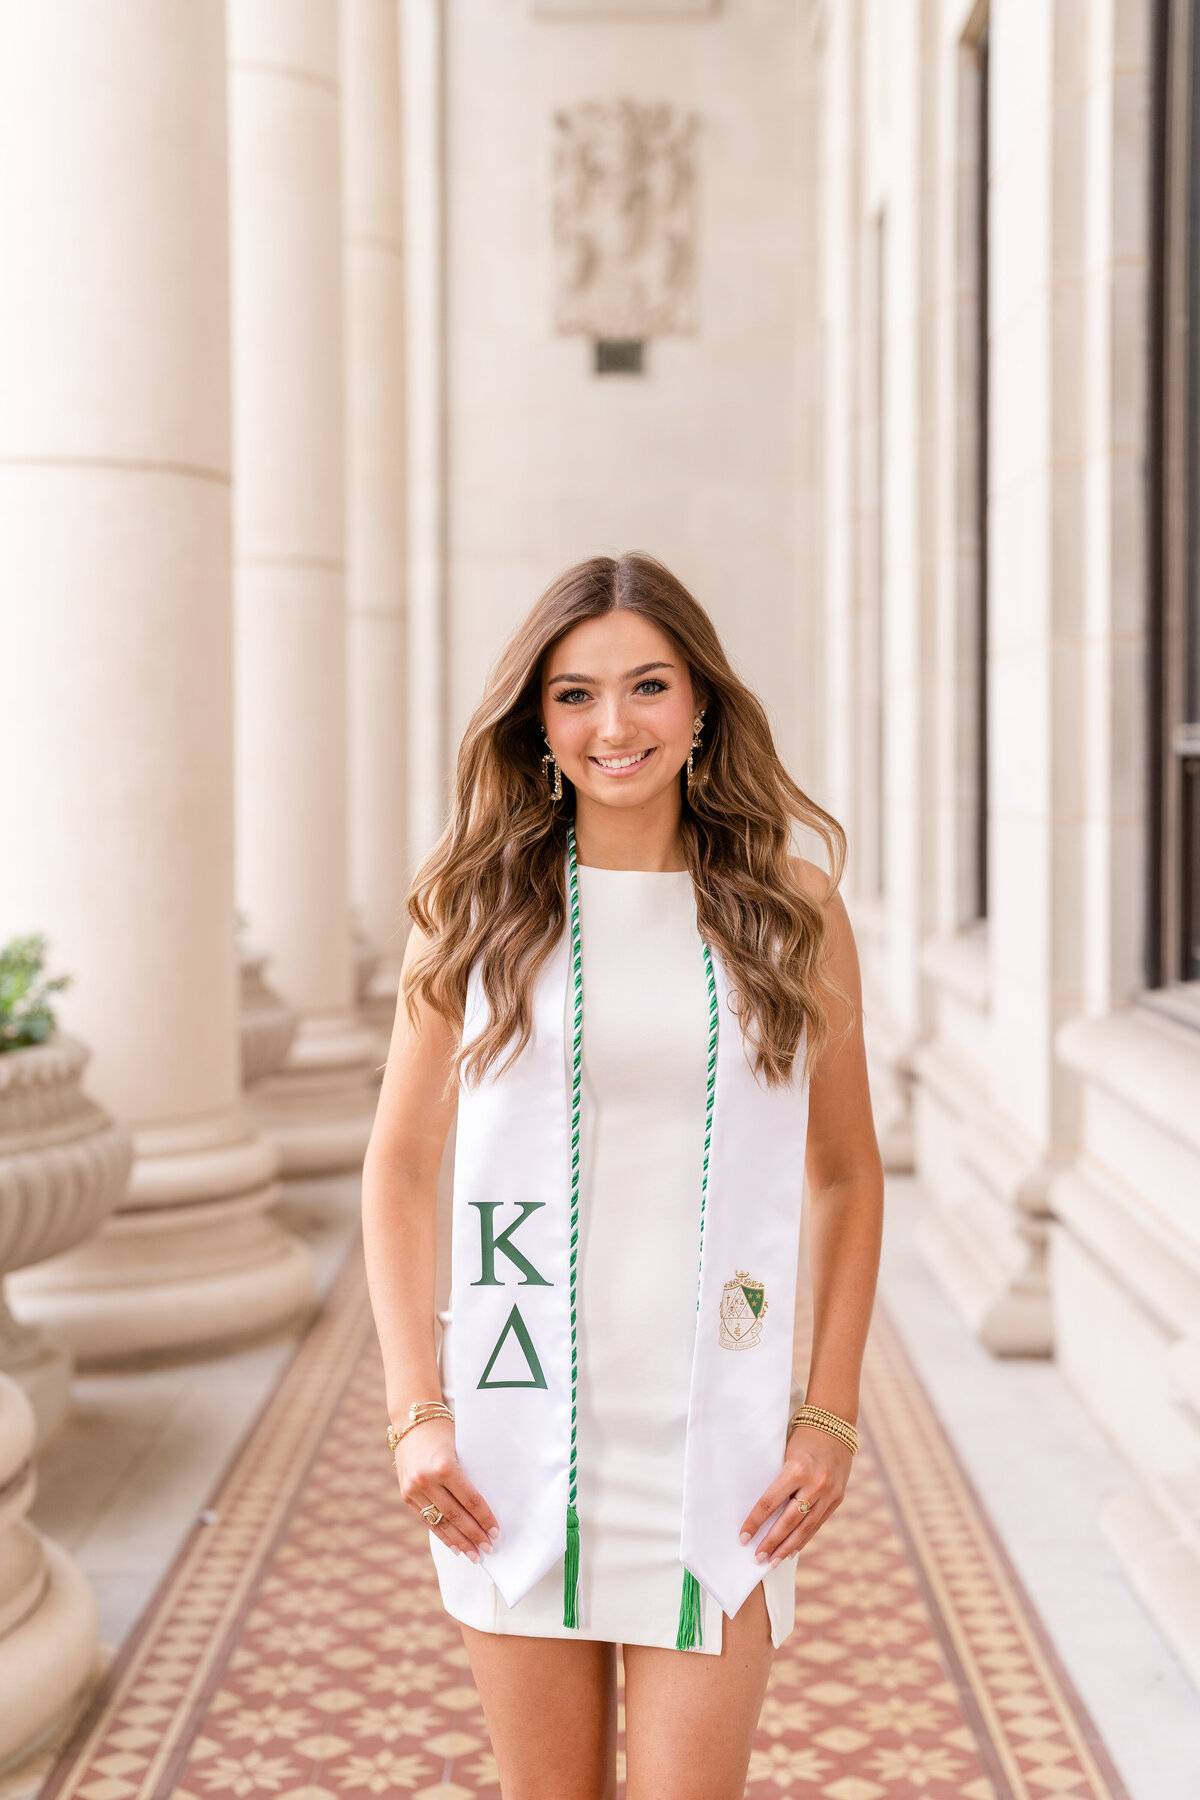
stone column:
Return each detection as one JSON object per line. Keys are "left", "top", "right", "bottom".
{"left": 819, "top": 0, "right": 864, "bottom": 854}
{"left": 821, "top": 1, "right": 916, "bottom": 1166}
{"left": 916, "top": 0, "right": 1088, "bottom": 1355}
{"left": 1049, "top": 0, "right": 1200, "bottom": 1694}
{"left": 342, "top": 0, "right": 410, "bottom": 1024}
{"left": 0, "top": 0, "right": 314, "bottom": 1363}
{"left": 400, "top": 0, "right": 450, "bottom": 870}
{"left": 228, "top": 0, "right": 381, "bottom": 1173}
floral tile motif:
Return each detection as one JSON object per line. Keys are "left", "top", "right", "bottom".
{"left": 38, "top": 1240, "right": 1129, "bottom": 1800}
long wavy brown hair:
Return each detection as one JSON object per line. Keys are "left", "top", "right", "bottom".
{"left": 404, "top": 553, "right": 850, "bottom": 1092}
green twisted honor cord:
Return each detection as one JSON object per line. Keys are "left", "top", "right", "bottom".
{"left": 563, "top": 823, "right": 585, "bottom": 1626}
{"left": 562, "top": 824, "right": 719, "bottom": 1647}
{"left": 675, "top": 936, "right": 719, "bottom": 1650}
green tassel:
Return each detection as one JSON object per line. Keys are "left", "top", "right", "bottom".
{"left": 563, "top": 1503, "right": 581, "bottom": 1627}
{"left": 675, "top": 1566, "right": 704, "bottom": 1650}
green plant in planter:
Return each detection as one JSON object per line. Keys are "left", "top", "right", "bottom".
{"left": 0, "top": 933, "right": 72, "bottom": 1053}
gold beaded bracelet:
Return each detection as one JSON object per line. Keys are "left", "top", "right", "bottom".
{"left": 787, "top": 1403, "right": 859, "bottom": 1455}
{"left": 789, "top": 1406, "right": 858, "bottom": 1454}
{"left": 793, "top": 1411, "right": 858, "bottom": 1453}
{"left": 789, "top": 1419, "right": 857, "bottom": 1455}
{"left": 386, "top": 1400, "right": 454, "bottom": 1465}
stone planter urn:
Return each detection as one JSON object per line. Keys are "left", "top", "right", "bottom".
{"left": 0, "top": 1373, "right": 98, "bottom": 1779}
{"left": 0, "top": 1035, "right": 131, "bottom": 1445}
{"left": 238, "top": 944, "right": 298, "bottom": 1088}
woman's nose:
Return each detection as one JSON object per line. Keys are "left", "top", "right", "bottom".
{"left": 596, "top": 702, "right": 636, "bottom": 741}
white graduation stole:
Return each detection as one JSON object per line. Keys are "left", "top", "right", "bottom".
{"left": 444, "top": 842, "right": 810, "bottom": 1646}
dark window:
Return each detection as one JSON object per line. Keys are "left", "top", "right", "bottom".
{"left": 594, "top": 339, "right": 645, "bottom": 375}
{"left": 975, "top": 24, "right": 990, "bottom": 922}
{"left": 871, "top": 210, "right": 886, "bottom": 900}
{"left": 1149, "top": 0, "right": 1200, "bottom": 986}
{"left": 953, "top": 9, "right": 990, "bottom": 925}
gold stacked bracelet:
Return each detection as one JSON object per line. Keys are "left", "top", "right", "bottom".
{"left": 787, "top": 1403, "right": 859, "bottom": 1456}
{"left": 387, "top": 1400, "right": 454, "bottom": 1464}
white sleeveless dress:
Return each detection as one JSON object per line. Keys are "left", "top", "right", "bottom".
{"left": 431, "top": 863, "right": 797, "bottom": 1654}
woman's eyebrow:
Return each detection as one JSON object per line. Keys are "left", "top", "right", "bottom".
{"left": 547, "top": 661, "right": 675, "bottom": 684}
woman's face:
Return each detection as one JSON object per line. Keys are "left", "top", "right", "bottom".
{"left": 540, "top": 611, "right": 700, "bottom": 809}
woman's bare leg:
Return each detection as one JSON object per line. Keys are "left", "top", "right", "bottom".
{"left": 621, "top": 1582, "right": 776, "bottom": 1800}
{"left": 458, "top": 1623, "right": 619, "bottom": 1800}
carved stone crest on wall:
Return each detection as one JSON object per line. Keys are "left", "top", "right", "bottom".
{"left": 551, "top": 99, "right": 698, "bottom": 338}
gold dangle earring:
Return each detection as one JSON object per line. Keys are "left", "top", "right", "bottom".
{"left": 686, "top": 709, "right": 706, "bottom": 791}
{"left": 541, "top": 727, "right": 563, "bottom": 802}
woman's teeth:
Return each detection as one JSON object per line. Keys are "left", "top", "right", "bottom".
{"left": 590, "top": 749, "right": 653, "bottom": 770}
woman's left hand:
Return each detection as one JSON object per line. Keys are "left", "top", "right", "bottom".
{"left": 739, "top": 1425, "right": 854, "bottom": 1566}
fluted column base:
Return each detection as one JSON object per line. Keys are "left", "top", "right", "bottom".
{"left": 359, "top": 962, "right": 401, "bottom": 1062}
{"left": 0, "top": 1292, "right": 70, "bottom": 1454}
{"left": 911, "top": 1039, "right": 1054, "bottom": 1357}
{"left": 915, "top": 1201, "right": 1053, "bottom": 1355}
{"left": 245, "top": 1012, "right": 382, "bottom": 1177}
{"left": 863, "top": 1023, "right": 916, "bottom": 1174}
{"left": 0, "top": 1378, "right": 98, "bottom": 1779}
{"left": 7, "top": 1111, "right": 314, "bottom": 1368}
{"left": 239, "top": 946, "right": 299, "bottom": 1086}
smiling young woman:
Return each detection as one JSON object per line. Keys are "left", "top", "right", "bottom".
{"left": 361, "top": 553, "right": 884, "bottom": 1800}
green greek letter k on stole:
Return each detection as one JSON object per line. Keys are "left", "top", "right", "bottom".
{"left": 438, "top": 846, "right": 810, "bottom": 1639}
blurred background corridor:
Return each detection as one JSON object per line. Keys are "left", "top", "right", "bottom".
{"left": 1, "top": 1, "right": 1199, "bottom": 1795}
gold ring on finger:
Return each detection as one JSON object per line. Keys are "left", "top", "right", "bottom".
{"left": 794, "top": 1496, "right": 812, "bottom": 1516}
{"left": 420, "top": 1504, "right": 444, "bottom": 1527}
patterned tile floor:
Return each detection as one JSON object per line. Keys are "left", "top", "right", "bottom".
{"left": 38, "top": 1239, "right": 1129, "bottom": 1800}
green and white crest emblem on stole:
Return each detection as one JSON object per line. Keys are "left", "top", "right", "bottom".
{"left": 719, "top": 1271, "right": 769, "bottom": 1349}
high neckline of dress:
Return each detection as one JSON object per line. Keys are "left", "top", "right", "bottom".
{"left": 575, "top": 863, "right": 692, "bottom": 876}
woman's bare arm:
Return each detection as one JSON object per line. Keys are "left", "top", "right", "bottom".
{"left": 739, "top": 857, "right": 885, "bottom": 1565}
{"left": 796, "top": 861, "right": 884, "bottom": 1430}
{"left": 361, "top": 922, "right": 499, "bottom": 1562}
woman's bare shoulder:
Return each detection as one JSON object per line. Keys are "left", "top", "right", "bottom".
{"left": 785, "top": 853, "right": 836, "bottom": 908}
{"left": 383, "top": 915, "right": 458, "bottom": 1056}
{"left": 785, "top": 853, "right": 860, "bottom": 1011}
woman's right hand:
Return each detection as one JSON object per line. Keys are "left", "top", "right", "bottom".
{"left": 395, "top": 1417, "right": 500, "bottom": 1563}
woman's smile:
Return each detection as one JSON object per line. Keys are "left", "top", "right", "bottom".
{"left": 588, "top": 747, "right": 656, "bottom": 774}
